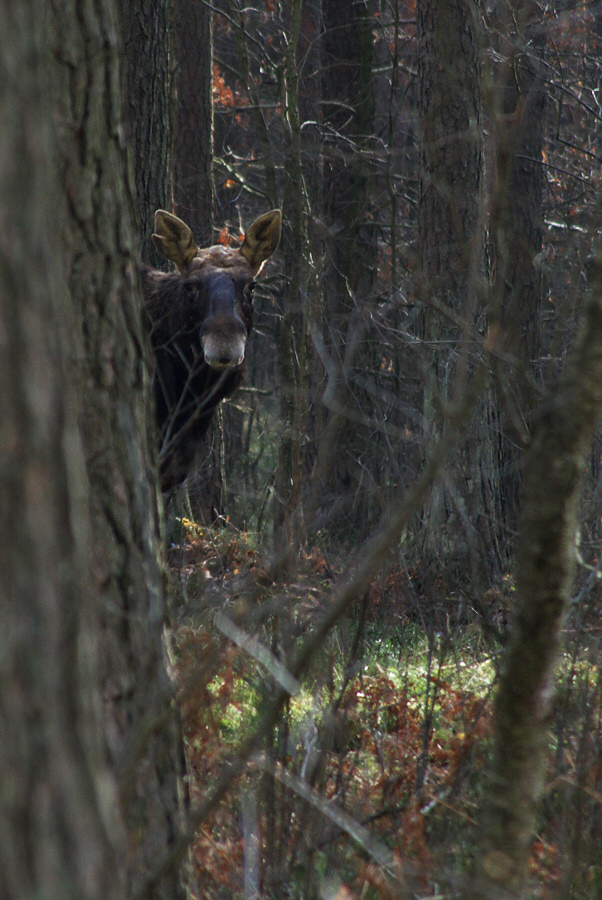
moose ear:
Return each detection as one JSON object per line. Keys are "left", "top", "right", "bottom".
{"left": 240, "top": 209, "right": 282, "bottom": 276}
{"left": 152, "top": 210, "right": 199, "bottom": 272}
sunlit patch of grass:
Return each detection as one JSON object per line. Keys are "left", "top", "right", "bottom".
{"left": 206, "top": 666, "right": 261, "bottom": 738}
{"left": 361, "top": 632, "right": 497, "bottom": 699}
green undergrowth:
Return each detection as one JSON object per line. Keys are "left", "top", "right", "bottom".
{"left": 168, "top": 519, "right": 602, "bottom": 899}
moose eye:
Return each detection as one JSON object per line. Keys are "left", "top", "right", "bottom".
{"left": 245, "top": 281, "right": 257, "bottom": 300}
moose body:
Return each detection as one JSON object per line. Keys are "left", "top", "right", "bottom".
{"left": 143, "top": 209, "right": 281, "bottom": 489}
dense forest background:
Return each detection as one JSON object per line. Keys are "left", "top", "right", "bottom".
{"left": 3, "top": 1, "right": 602, "bottom": 899}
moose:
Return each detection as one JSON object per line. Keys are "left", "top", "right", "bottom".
{"left": 143, "top": 208, "right": 282, "bottom": 489}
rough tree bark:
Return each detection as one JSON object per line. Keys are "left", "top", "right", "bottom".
{"left": 272, "top": 0, "right": 307, "bottom": 574}
{"left": 418, "top": 0, "right": 482, "bottom": 316}
{"left": 48, "top": 2, "right": 187, "bottom": 898}
{"left": 173, "top": 0, "right": 214, "bottom": 244}
{"left": 467, "top": 283, "right": 602, "bottom": 898}
{"left": 488, "top": 1, "right": 548, "bottom": 558}
{"left": 172, "top": 0, "right": 225, "bottom": 519}
{"left": 121, "top": 0, "right": 173, "bottom": 266}
{"left": 313, "top": 0, "right": 378, "bottom": 541}
{"left": 416, "top": 0, "right": 483, "bottom": 576}
{"left": 0, "top": 4, "right": 124, "bottom": 899}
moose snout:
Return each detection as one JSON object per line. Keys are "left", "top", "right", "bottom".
{"left": 201, "top": 314, "right": 247, "bottom": 370}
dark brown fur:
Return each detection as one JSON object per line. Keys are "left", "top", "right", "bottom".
{"left": 142, "top": 209, "right": 281, "bottom": 489}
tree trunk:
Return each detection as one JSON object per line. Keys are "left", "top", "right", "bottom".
{"left": 173, "top": 0, "right": 214, "bottom": 244}
{"left": 467, "top": 289, "right": 602, "bottom": 900}
{"left": 416, "top": 0, "right": 483, "bottom": 576}
{"left": 488, "top": 1, "right": 548, "bottom": 558}
{"left": 313, "top": 0, "right": 378, "bottom": 541}
{"left": 0, "top": 4, "right": 123, "bottom": 899}
{"left": 272, "top": 0, "right": 307, "bottom": 575}
{"left": 48, "top": 2, "right": 187, "bottom": 898}
{"left": 121, "top": 0, "right": 173, "bottom": 266}
{"left": 172, "top": 0, "right": 223, "bottom": 520}
{"left": 417, "top": 0, "right": 481, "bottom": 312}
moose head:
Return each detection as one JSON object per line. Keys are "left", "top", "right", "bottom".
{"left": 143, "top": 208, "right": 282, "bottom": 488}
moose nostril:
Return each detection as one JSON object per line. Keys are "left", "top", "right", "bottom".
{"left": 201, "top": 329, "right": 245, "bottom": 369}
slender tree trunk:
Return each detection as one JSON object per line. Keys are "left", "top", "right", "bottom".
{"left": 488, "top": 1, "right": 548, "bottom": 558}
{"left": 272, "top": 0, "right": 307, "bottom": 575}
{"left": 173, "top": 0, "right": 214, "bottom": 244}
{"left": 416, "top": 0, "right": 483, "bottom": 575}
{"left": 417, "top": 0, "right": 481, "bottom": 302}
{"left": 467, "top": 287, "right": 602, "bottom": 900}
{"left": 171, "top": 0, "right": 219, "bottom": 519}
{"left": 313, "top": 0, "right": 378, "bottom": 541}
{"left": 121, "top": 0, "right": 173, "bottom": 266}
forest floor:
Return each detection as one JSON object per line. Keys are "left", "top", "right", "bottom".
{"left": 166, "top": 519, "right": 601, "bottom": 900}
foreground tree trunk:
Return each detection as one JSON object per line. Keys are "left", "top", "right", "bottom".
{"left": 49, "top": 2, "right": 187, "bottom": 898}
{"left": 0, "top": 4, "right": 123, "bottom": 899}
{"left": 467, "top": 287, "right": 602, "bottom": 899}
